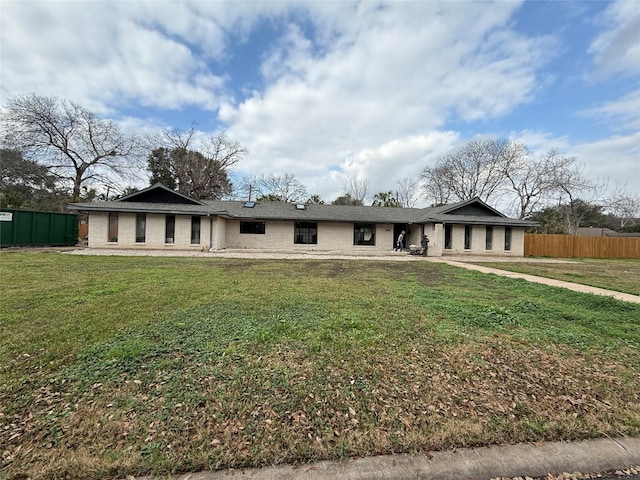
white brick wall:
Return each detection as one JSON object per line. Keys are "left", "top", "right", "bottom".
{"left": 212, "top": 217, "right": 226, "bottom": 249}
{"left": 441, "top": 224, "right": 525, "bottom": 256}
{"left": 223, "top": 220, "right": 395, "bottom": 251}
{"left": 89, "top": 212, "right": 211, "bottom": 250}
{"left": 88, "top": 212, "right": 526, "bottom": 256}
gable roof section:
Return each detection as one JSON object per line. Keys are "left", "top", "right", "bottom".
{"left": 68, "top": 184, "right": 209, "bottom": 215}
{"left": 421, "top": 197, "right": 503, "bottom": 218}
{"left": 117, "top": 183, "right": 204, "bottom": 205}
{"left": 420, "top": 198, "right": 537, "bottom": 227}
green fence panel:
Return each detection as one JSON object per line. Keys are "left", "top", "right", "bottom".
{"left": 0, "top": 210, "right": 79, "bottom": 247}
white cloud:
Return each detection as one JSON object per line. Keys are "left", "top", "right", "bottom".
{"left": 2, "top": 1, "right": 582, "bottom": 204}
{"left": 220, "top": 1, "right": 555, "bottom": 201}
{"left": 570, "top": 132, "right": 640, "bottom": 196}
{"left": 0, "top": 1, "right": 249, "bottom": 113}
{"left": 580, "top": 89, "right": 640, "bottom": 131}
{"left": 588, "top": 0, "right": 640, "bottom": 78}
{"left": 509, "top": 128, "right": 640, "bottom": 198}
{"left": 508, "top": 129, "right": 571, "bottom": 155}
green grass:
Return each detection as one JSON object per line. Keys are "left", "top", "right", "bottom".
{"left": 473, "top": 258, "right": 640, "bottom": 296}
{"left": 1, "top": 253, "right": 639, "bottom": 480}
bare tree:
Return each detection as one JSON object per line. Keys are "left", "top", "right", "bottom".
{"left": 236, "top": 174, "right": 261, "bottom": 201}
{"left": 395, "top": 177, "right": 419, "bottom": 208}
{"left": 344, "top": 176, "right": 369, "bottom": 204}
{"left": 158, "top": 125, "right": 196, "bottom": 150}
{"left": 449, "top": 139, "right": 523, "bottom": 201}
{"left": 503, "top": 149, "right": 560, "bottom": 219}
{"left": 605, "top": 186, "right": 639, "bottom": 228}
{"left": 547, "top": 152, "right": 605, "bottom": 234}
{"left": 256, "top": 174, "right": 308, "bottom": 202}
{"left": 1, "top": 94, "right": 143, "bottom": 199}
{"left": 200, "top": 133, "right": 248, "bottom": 174}
{"left": 421, "top": 139, "right": 524, "bottom": 205}
{"left": 420, "top": 164, "right": 454, "bottom": 206}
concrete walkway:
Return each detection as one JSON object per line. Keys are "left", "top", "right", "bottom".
{"left": 137, "top": 437, "right": 640, "bottom": 480}
{"left": 432, "top": 258, "right": 640, "bottom": 304}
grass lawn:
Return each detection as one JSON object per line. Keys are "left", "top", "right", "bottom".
{"left": 471, "top": 258, "right": 640, "bottom": 296}
{"left": 1, "top": 253, "right": 639, "bottom": 480}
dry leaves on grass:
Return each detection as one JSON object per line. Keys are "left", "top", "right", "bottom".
{"left": 2, "top": 336, "right": 639, "bottom": 480}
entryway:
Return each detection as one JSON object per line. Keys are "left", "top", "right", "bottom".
{"left": 393, "top": 224, "right": 410, "bottom": 250}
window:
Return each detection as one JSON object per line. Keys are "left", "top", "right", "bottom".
{"left": 504, "top": 226, "right": 512, "bottom": 251}
{"left": 243, "top": 201, "right": 255, "bottom": 208}
{"left": 108, "top": 212, "right": 118, "bottom": 242}
{"left": 135, "top": 214, "right": 146, "bottom": 243}
{"left": 295, "top": 222, "right": 317, "bottom": 244}
{"left": 191, "top": 216, "right": 201, "bottom": 244}
{"left": 485, "top": 226, "right": 493, "bottom": 250}
{"left": 165, "top": 215, "right": 175, "bottom": 244}
{"left": 295, "top": 204, "right": 306, "bottom": 210}
{"left": 354, "top": 223, "right": 375, "bottom": 246}
{"left": 464, "top": 225, "right": 472, "bottom": 249}
{"left": 240, "top": 221, "right": 265, "bottom": 234}
{"left": 444, "top": 224, "right": 452, "bottom": 249}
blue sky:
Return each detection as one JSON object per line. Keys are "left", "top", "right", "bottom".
{"left": 1, "top": 0, "right": 638, "bottom": 208}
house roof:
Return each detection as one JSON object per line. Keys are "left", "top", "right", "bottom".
{"left": 68, "top": 200, "right": 212, "bottom": 216}
{"left": 116, "top": 183, "right": 205, "bottom": 205}
{"left": 418, "top": 198, "right": 537, "bottom": 226}
{"left": 576, "top": 227, "right": 640, "bottom": 238}
{"left": 68, "top": 184, "right": 538, "bottom": 227}
{"left": 203, "top": 200, "right": 422, "bottom": 223}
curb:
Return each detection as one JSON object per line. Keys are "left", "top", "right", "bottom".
{"left": 136, "top": 437, "right": 640, "bottom": 480}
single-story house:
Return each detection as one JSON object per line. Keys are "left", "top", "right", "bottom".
{"left": 68, "top": 183, "right": 538, "bottom": 256}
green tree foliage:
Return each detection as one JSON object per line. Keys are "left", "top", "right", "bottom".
{"left": 528, "top": 207, "right": 567, "bottom": 234}
{"left": 306, "top": 194, "right": 325, "bottom": 204}
{"left": 147, "top": 148, "right": 177, "bottom": 190}
{"left": 147, "top": 129, "right": 247, "bottom": 200}
{"left": 528, "top": 199, "right": 608, "bottom": 234}
{"left": 255, "top": 193, "right": 284, "bottom": 202}
{"left": 332, "top": 193, "right": 363, "bottom": 206}
{"left": 147, "top": 147, "right": 234, "bottom": 200}
{"left": 566, "top": 199, "right": 607, "bottom": 228}
{"left": 372, "top": 191, "right": 400, "bottom": 207}
{"left": 0, "top": 148, "right": 70, "bottom": 211}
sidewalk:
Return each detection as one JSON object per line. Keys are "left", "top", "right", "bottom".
{"left": 432, "top": 258, "right": 640, "bottom": 304}
{"left": 136, "top": 437, "right": 640, "bottom": 480}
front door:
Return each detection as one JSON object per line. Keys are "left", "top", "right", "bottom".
{"left": 393, "top": 224, "right": 409, "bottom": 249}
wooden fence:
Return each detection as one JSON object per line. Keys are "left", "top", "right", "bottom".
{"left": 524, "top": 234, "right": 640, "bottom": 259}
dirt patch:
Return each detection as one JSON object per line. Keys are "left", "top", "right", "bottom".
{"left": 63, "top": 248, "right": 576, "bottom": 264}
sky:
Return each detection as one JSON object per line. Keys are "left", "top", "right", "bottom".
{"left": 1, "top": 0, "right": 639, "bottom": 208}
